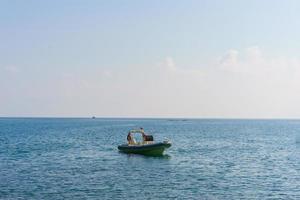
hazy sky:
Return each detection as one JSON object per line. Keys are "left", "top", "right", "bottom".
{"left": 1, "top": 0, "right": 300, "bottom": 118}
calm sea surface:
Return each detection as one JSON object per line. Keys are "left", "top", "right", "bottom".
{"left": 1, "top": 118, "right": 300, "bottom": 199}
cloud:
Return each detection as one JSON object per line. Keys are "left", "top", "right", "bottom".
{"left": 164, "top": 56, "right": 176, "bottom": 71}
{"left": 136, "top": 48, "right": 300, "bottom": 118}
{"left": 103, "top": 70, "right": 112, "bottom": 78}
{"left": 218, "top": 46, "right": 300, "bottom": 77}
{"left": 3, "top": 65, "right": 21, "bottom": 74}
{"left": 245, "top": 46, "right": 262, "bottom": 62}
{"left": 156, "top": 56, "right": 177, "bottom": 72}
{"left": 2, "top": 47, "right": 300, "bottom": 118}
{"left": 219, "top": 49, "right": 239, "bottom": 70}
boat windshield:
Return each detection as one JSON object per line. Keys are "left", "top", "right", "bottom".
{"left": 131, "top": 133, "right": 143, "bottom": 144}
{"left": 127, "top": 129, "right": 153, "bottom": 145}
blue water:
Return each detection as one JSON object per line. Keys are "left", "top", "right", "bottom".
{"left": 1, "top": 118, "right": 300, "bottom": 199}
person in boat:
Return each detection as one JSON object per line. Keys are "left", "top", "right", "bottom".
{"left": 142, "top": 132, "right": 147, "bottom": 144}
{"left": 140, "top": 129, "right": 154, "bottom": 144}
{"left": 127, "top": 132, "right": 136, "bottom": 145}
{"left": 139, "top": 127, "right": 148, "bottom": 144}
{"left": 127, "top": 132, "right": 132, "bottom": 144}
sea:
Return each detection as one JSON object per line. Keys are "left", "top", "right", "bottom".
{"left": 1, "top": 118, "right": 300, "bottom": 199}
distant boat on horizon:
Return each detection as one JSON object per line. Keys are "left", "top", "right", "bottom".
{"left": 92, "top": 116, "right": 96, "bottom": 119}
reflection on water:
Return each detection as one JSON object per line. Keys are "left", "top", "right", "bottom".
{"left": 123, "top": 152, "right": 171, "bottom": 159}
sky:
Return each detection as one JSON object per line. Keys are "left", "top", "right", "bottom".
{"left": 1, "top": 0, "right": 300, "bottom": 118}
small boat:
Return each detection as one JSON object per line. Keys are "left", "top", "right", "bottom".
{"left": 118, "top": 128, "right": 171, "bottom": 156}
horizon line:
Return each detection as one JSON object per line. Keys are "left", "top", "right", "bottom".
{"left": 1, "top": 116, "right": 300, "bottom": 120}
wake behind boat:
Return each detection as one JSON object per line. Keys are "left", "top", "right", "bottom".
{"left": 118, "top": 128, "right": 171, "bottom": 156}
